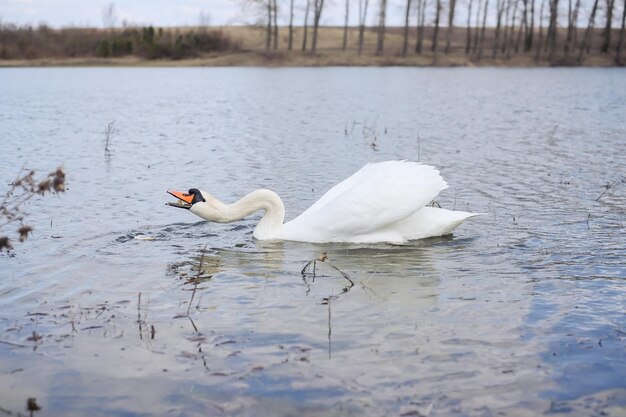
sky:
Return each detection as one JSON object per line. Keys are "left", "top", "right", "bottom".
{"left": 0, "top": 0, "right": 607, "bottom": 30}
{"left": 0, "top": 0, "right": 417, "bottom": 28}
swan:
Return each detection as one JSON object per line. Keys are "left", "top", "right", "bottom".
{"left": 166, "top": 161, "right": 478, "bottom": 244}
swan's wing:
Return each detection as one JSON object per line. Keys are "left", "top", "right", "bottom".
{"left": 284, "top": 161, "right": 447, "bottom": 241}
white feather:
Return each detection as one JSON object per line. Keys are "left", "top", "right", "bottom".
{"left": 184, "top": 161, "right": 478, "bottom": 243}
{"left": 281, "top": 162, "right": 450, "bottom": 242}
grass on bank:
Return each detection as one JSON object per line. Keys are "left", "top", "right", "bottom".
{"left": 0, "top": 24, "right": 621, "bottom": 66}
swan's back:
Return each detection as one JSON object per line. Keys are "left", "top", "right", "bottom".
{"left": 281, "top": 161, "right": 450, "bottom": 243}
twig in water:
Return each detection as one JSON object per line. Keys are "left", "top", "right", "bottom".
{"left": 325, "top": 295, "right": 333, "bottom": 359}
{"left": 135, "top": 294, "right": 152, "bottom": 345}
{"left": 187, "top": 243, "right": 208, "bottom": 317}
{"left": 417, "top": 134, "right": 421, "bottom": 161}
{"left": 546, "top": 125, "right": 558, "bottom": 143}
{"left": 370, "top": 136, "right": 378, "bottom": 151}
{"left": 301, "top": 260, "right": 315, "bottom": 278}
{"left": 104, "top": 121, "right": 115, "bottom": 159}
{"left": 361, "top": 117, "right": 380, "bottom": 151}
{"left": 69, "top": 313, "right": 77, "bottom": 333}
{"left": 350, "top": 120, "right": 357, "bottom": 135}
{"left": 327, "top": 264, "right": 354, "bottom": 291}
{"left": 137, "top": 292, "right": 141, "bottom": 321}
{"left": 301, "top": 252, "right": 354, "bottom": 294}
{"left": 596, "top": 184, "right": 611, "bottom": 201}
{"left": 188, "top": 316, "right": 198, "bottom": 333}
{"left": 586, "top": 213, "right": 591, "bottom": 229}
{"left": 0, "top": 339, "right": 27, "bottom": 348}
{"left": 27, "top": 397, "right": 41, "bottom": 417}
{"left": 301, "top": 251, "right": 327, "bottom": 278}
{"left": 595, "top": 177, "right": 626, "bottom": 201}
{"left": 196, "top": 293, "right": 205, "bottom": 311}
{"left": 137, "top": 292, "right": 143, "bottom": 339}
{"left": 359, "top": 270, "right": 378, "bottom": 298}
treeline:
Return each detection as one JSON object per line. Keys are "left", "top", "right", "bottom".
{"left": 0, "top": 24, "right": 239, "bottom": 60}
{"left": 1, "top": 0, "right": 624, "bottom": 66}
{"left": 256, "top": 0, "right": 626, "bottom": 64}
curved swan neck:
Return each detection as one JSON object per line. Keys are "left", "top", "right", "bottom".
{"left": 227, "top": 190, "right": 285, "bottom": 239}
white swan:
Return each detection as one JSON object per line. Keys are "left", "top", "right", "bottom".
{"left": 166, "top": 161, "right": 478, "bottom": 244}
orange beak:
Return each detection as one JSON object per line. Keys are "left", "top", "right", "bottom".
{"left": 166, "top": 189, "right": 194, "bottom": 209}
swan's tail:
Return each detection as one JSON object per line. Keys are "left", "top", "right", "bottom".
{"left": 394, "top": 207, "right": 480, "bottom": 241}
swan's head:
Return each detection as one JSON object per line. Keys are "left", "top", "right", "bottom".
{"left": 166, "top": 189, "right": 228, "bottom": 222}
{"left": 166, "top": 188, "right": 206, "bottom": 209}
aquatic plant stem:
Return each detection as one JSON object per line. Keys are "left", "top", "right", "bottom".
{"left": 187, "top": 243, "right": 208, "bottom": 316}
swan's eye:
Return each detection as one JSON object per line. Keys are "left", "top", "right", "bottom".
{"left": 187, "top": 188, "right": 205, "bottom": 204}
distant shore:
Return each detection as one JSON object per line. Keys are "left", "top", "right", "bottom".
{"left": 0, "top": 51, "right": 619, "bottom": 67}
{"left": 0, "top": 25, "right": 622, "bottom": 67}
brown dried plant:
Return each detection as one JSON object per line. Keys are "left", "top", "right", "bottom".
{"left": 0, "top": 166, "right": 65, "bottom": 252}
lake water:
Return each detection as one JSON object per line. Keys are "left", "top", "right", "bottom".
{"left": 0, "top": 67, "right": 625, "bottom": 416}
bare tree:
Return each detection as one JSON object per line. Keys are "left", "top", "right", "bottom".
{"left": 416, "top": 0, "right": 428, "bottom": 53}
{"left": 534, "top": 0, "right": 546, "bottom": 59}
{"left": 198, "top": 11, "right": 211, "bottom": 30}
{"left": 506, "top": 0, "right": 520, "bottom": 58}
{"left": 302, "top": 0, "right": 311, "bottom": 51}
{"left": 288, "top": 0, "right": 295, "bottom": 50}
{"left": 376, "top": 0, "right": 388, "bottom": 55}
{"left": 102, "top": 3, "right": 118, "bottom": 28}
{"left": 617, "top": 0, "right": 626, "bottom": 64}
{"left": 473, "top": 0, "right": 484, "bottom": 52}
{"left": 564, "top": 0, "right": 581, "bottom": 58}
{"left": 571, "top": 0, "right": 581, "bottom": 46}
{"left": 244, "top": 0, "right": 276, "bottom": 50}
{"left": 343, "top": 0, "right": 350, "bottom": 50}
{"left": 311, "top": 0, "right": 325, "bottom": 53}
{"left": 358, "top": 0, "right": 370, "bottom": 54}
{"left": 477, "top": 0, "right": 490, "bottom": 58}
{"left": 272, "top": 0, "right": 279, "bottom": 50}
{"left": 519, "top": 0, "right": 529, "bottom": 50}
{"left": 445, "top": 0, "right": 458, "bottom": 53}
{"left": 525, "top": 0, "right": 536, "bottom": 50}
{"left": 515, "top": 0, "right": 526, "bottom": 52}
{"left": 602, "top": 0, "right": 616, "bottom": 52}
{"left": 547, "top": 0, "right": 560, "bottom": 61}
{"left": 432, "top": 0, "right": 442, "bottom": 53}
{"left": 578, "top": 0, "right": 600, "bottom": 62}
{"left": 501, "top": 0, "right": 513, "bottom": 53}
{"left": 466, "top": 0, "right": 475, "bottom": 52}
{"left": 403, "top": 0, "right": 413, "bottom": 55}
{"left": 493, "top": 0, "right": 507, "bottom": 57}
{"left": 266, "top": 0, "right": 273, "bottom": 49}
{"left": 565, "top": 0, "right": 573, "bottom": 51}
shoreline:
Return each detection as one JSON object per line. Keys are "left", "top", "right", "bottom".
{"left": 0, "top": 51, "right": 620, "bottom": 68}
{"left": 2, "top": 25, "right": 622, "bottom": 68}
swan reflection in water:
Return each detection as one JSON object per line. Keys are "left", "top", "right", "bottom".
{"left": 166, "top": 235, "right": 453, "bottom": 355}
{"left": 166, "top": 235, "right": 458, "bottom": 305}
